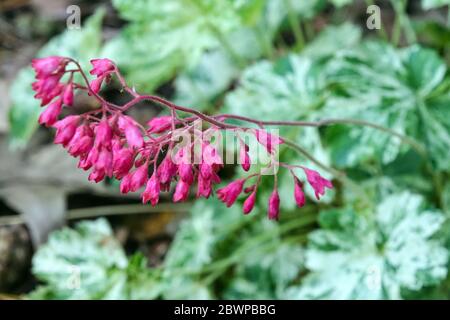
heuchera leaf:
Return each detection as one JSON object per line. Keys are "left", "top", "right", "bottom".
{"left": 287, "top": 192, "right": 448, "bottom": 299}
{"left": 103, "top": 0, "right": 264, "bottom": 92}
{"left": 160, "top": 198, "right": 245, "bottom": 299}
{"left": 322, "top": 42, "right": 450, "bottom": 170}
{"left": 224, "top": 242, "right": 304, "bottom": 299}
{"left": 30, "top": 219, "right": 160, "bottom": 300}
{"left": 422, "top": 0, "right": 450, "bottom": 9}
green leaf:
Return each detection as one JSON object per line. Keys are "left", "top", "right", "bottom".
{"left": 329, "top": 0, "right": 354, "bottom": 7}
{"left": 30, "top": 218, "right": 159, "bottom": 300}
{"left": 105, "top": 0, "right": 335, "bottom": 93}
{"left": 322, "top": 42, "right": 450, "bottom": 170}
{"left": 104, "top": 0, "right": 263, "bottom": 92}
{"left": 8, "top": 9, "right": 105, "bottom": 147}
{"left": 303, "top": 23, "right": 361, "bottom": 59}
{"left": 174, "top": 49, "right": 239, "bottom": 111}
{"left": 224, "top": 242, "right": 304, "bottom": 299}
{"left": 422, "top": 0, "right": 450, "bottom": 9}
{"left": 287, "top": 192, "right": 449, "bottom": 299}
{"left": 159, "top": 197, "right": 245, "bottom": 299}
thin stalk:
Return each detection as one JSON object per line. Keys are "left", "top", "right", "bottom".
{"left": 0, "top": 203, "right": 192, "bottom": 227}
{"left": 416, "top": 99, "right": 445, "bottom": 209}
{"left": 284, "top": 0, "right": 305, "bottom": 51}
{"left": 390, "top": 0, "right": 416, "bottom": 45}
{"left": 448, "top": 5, "right": 450, "bottom": 28}
{"left": 151, "top": 212, "right": 318, "bottom": 281}
{"left": 200, "top": 214, "right": 317, "bottom": 283}
{"left": 283, "top": 138, "right": 343, "bottom": 178}
{"left": 255, "top": 24, "right": 275, "bottom": 60}
{"left": 209, "top": 22, "right": 247, "bottom": 68}
{"left": 217, "top": 114, "right": 426, "bottom": 156}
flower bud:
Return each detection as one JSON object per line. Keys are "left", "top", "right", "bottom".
{"left": 95, "top": 119, "right": 113, "bottom": 149}
{"left": 118, "top": 115, "right": 144, "bottom": 149}
{"left": 197, "top": 174, "right": 212, "bottom": 199}
{"left": 95, "top": 148, "right": 113, "bottom": 177}
{"left": 31, "top": 56, "right": 67, "bottom": 78}
{"left": 147, "top": 116, "right": 172, "bottom": 134}
{"left": 268, "top": 188, "right": 280, "bottom": 220}
{"left": 243, "top": 191, "right": 256, "bottom": 215}
{"left": 88, "top": 168, "right": 105, "bottom": 183}
{"left": 254, "top": 129, "right": 284, "bottom": 154}
{"left": 303, "top": 168, "right": 333, "bottom": 200}
{"left": 217, "top": 179, "right": 244, "bottom": 207}
{"left": 173, "top": 179, "right": 190, "bottom": 202}
{"left": 38, "top": 99, "right": 62, "bottom": 127}
{"left": 129, "top": 165, "right": 148, "bottom": 192}
{"left": 294, "top": 177, "right": 306, "bottom": 208}
{"left": 68, "top": 125, "right": 93, "bottom": 157}
{"left": 113, "top": 147, "right": 134, "bottom": 179}
{"left": 90, "top": 58, "right": 115, "bottom": 77}
{"left": 53, "top": 115, "right": 79, "bottom": 146}
{"left": 142, "top": 173, "right": 160, "bottom": 206}
{"left": 120, "top": 174, "right": 132, "bottom": 194}
{"left": 240, "top": 143, "right": 251, "bottom": 171}
{"left": 63, "top": 82, "right": 74, "bottom": 106}
{"left": 158, "top": 155, "right": 177, "bottom": 185}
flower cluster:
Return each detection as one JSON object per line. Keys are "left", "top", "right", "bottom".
{"left": 31, "top": 56, "right": 333, "bottom": 220}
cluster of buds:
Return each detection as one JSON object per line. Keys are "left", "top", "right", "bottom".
{"left": 31, "top": 56, "right": 333, "bottom": 220}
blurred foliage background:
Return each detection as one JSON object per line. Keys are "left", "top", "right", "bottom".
{"left": 1, "top": 0, "right": 450, "bottom": 299}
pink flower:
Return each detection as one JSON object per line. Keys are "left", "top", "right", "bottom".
{"left": 90, "top": 76, "right": 104, "bottom": 94}
{"left": 176, "top": 148, "right": 194, "bottom": 184}
{"left": 199, "top": 163, "right": 213, "bottom": 179}
{"left": 244, "top": 185, "right": 255, "bottom": 193}
{"left": 202, "top": 143, "right": 223, "bottom": 167}
{"left": 142, "top": 173, "right": 160, "bottom": 206}
{"left": 38, "top": 99, "right": 62, "bottom": 126}
{"left": 197, "top": 174, "right": 212, "bottom": 199}
{"left": 147, "top": 116, "right": 172, "bottom": 134}
{"left": 113, "top": 148, "right": 134, "bottom": 179}
{"left": 243, "top": 191, "right": 256, "bottom": 214}
{"left": 78, "top": 156, "right": 93, "bottom": 171}
{"left": 94, "top": 119, "right": 113, "bottom": 149}
{"left": 53, "top": 115, "right": 80, "bottom": 146}
{"left": 254, "top": 129, "right": 284, "bottom": 154}
{"left": 268, "top": 188, "right": 280, "bottom": 220}
{"left": 31, "top": 56, "right": 67, "bottom": 78}
{"left": 95, "top": 148, "right": 113, "bottom": 178}
{"left": 303, "top": 168, "right": 333, "bottom": 200}
{"left": 118, "top": 116, "right": 144, "bottom": 149}
{"left": 293, "top": 177, "right": 305, "bottom": 208}
{"left": 120, "top": 174, "right": 132, "bottom": 194}
{"left": 129, "top": 165, "right": 148, "bottom": 192}
{"left": 84, "top": 146, "right": 100, "bottom": 169}
{"left": 88, "top": 59, "right": 115, "bottom": 94}
{"left": 173, "top": 179, "right": 190, "bottom": 202}
{"left": 88, "top": 168, "right": 105, "bottom": 183}
{"left": 240, "top": 143, "right": 251, "bottom": 171}
{"left": 32, "top": 74, "right": 64, "bottom": 106}
{"left": 63, "top": 83, "right": 74, "bottom": 106}
{"left": 90, "top": 58, "right": 115, "bottom": 77}
{"left": 217, "top": 179, "right": 244, "bottom": 207}
{"left": 68, "top": 125, "right": 93, "bottom": 157}
{"left": 158, "top": 155, "right": 177, "bottom": 185}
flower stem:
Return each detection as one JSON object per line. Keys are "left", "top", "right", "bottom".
{"left": 284, "top": 0, "right": 305, "bottom": 51}
{"left": 390, "top": 0, "right": 416, "bottom": 46}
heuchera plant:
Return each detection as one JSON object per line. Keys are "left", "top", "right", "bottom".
{"left": 31, "top": 56, "right": 333, "bottom": 220}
